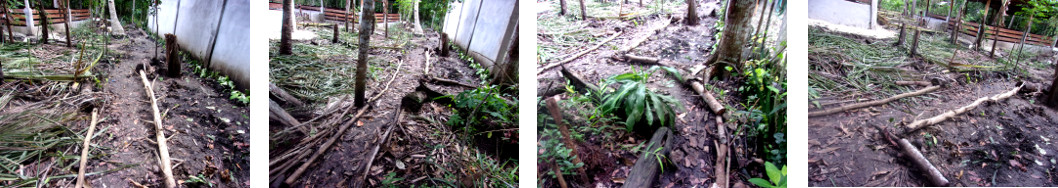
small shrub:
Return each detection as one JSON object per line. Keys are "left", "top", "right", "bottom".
{"left": 598, "top": 66, "right": 683, "bottom": 132}
{"left": 748, "top": 162, "right": 787, "bottom": 188}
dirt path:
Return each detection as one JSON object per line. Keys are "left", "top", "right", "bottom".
{"left": 90, "top": 29, "right": 250, "bottom": 187}
{"left": 808, "top": 27, "right": 1058, "bottom": 186}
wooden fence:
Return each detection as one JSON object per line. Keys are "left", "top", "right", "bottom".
{"left": 267, "top": 2, "right": 400, "bottom": 24}
{"left": 2, "top": 9, "right": 91, "bottom": 26}
{"left": 949, "top": 20, "right": 1057, "bottom": 47}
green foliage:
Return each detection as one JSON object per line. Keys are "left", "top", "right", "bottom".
{"left": 185, "top": 173, "right": 214, "bottom": 187}
{"left": 446, "top": 86, "right": 516, "bottom": 133}
{"left": 737, "top": 54, "right": 787, "bottom": 164}
{"left": 599, "top": 66, "right": 683, "bottom": 132}
{"left": 879, "top": 0, "right": 905, "bottom": 12}
{"left": 537, "top": 116, "right": 584, "bottom": 178}
{"left": 379, "top": 172, "right": 404, "bottom": 188}
{"left": 748, "top": 162, "right": 787, "bottom": 188}
{"left": 184, "top": 52, "right": 249, "bottom": 105}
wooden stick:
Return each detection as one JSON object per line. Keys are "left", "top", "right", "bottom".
{"left": 545, "top": 96, "right": 586, "bottom": 176}
{"left": 270, "top": 83, "right": 305, "bottom": 107}
{"left": 355, "top": 110, "right": 402, "bottom": 187}
{"left": 689, "top": 80, "right": 727, "bottom": 115}
{"left": 906, "top": 84, "right": 1021, "bottom": 129}
{"left": 74, "top": 110, "right": 98, "bottom": 188}
{"left": 714, "top": 116, "right": 728, "bottom": 188}
{"left": 283, "top": 60, "right": 403, "bottom": 184}
{"left": 895, "top": 80, "right": 932, "bottom": 87}
{"left": 426, "top": 76, "right": 477, "bottom": 88}
{"left": 898, "top": 139, "right": 950, "bottom": 186}
{"left": 552, "top": 162, "right": 569, "bottom": 188}
{"left": 140, "top": 70, "right": 175, "bottom": 188}
{"left": 808, "top": 85, "right": 942, "bottom": 117}
{"left": 538, "top": 31, "right": 623, "bottom": 75}
{"left": 269, "top": 99, "right": 301, "bottom": 127}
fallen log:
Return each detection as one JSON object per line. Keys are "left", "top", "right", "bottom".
{"left": 808, "top": 85, "right": 942, "bottom": 117}
{"left": 74, "top": 109, "right": 98, "bottom": 188}
{"left": 538, "top": 31, "right": 623, "bottom": 75}
{"left": 270, "top": 83, "right": 305, "bottom": 107}
{"left": 269, "top": 99, "right": 301, "bottom": 127}
{"left": 906, "top": 84, "right": 1021, "bottom": 129}
{"left": 425, "top": 76, "right": 477, "bottom": 88}
{"left": 140, "top": 70, "right": 176, "bottom": 188}
{"left": 560, "top": 66, "right": 601, "bottom": 94}
{"left": 623, "top": 127, "right": 674, "bottom": 188}
{"left": 895, "top": 81, "right": 932, "bottom": 87}
{"left": 898, "top": 139, "right": 950, "bottom": 186}
{"left": 688, "top": 80, "right": 726, "bottom": 115}
{"left": 713, "top": 116, "right": 729, "bottom": 188}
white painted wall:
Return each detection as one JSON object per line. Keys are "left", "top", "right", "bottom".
{"left": 149, "top": 0, "right": 250, "bottom": 89}
{"left": 441, "top": 0, "right": 517, "bottom": 63}
{"left": 809, "top": 0, "right": 873, "bottom": 29}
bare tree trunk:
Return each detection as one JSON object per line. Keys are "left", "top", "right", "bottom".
{"left": 989, "top": 0, "right": 1007, "bottom": 58}
{"left": 63, "top": 0, "right": 71, "bottom": 47}
{"left": 345, "top": 0, "right": 351, "bottom": 32}
{"left": 165, "top": 34, "right": 181, "bottom": 77}
{"left": 383, "top": 0, "right": 388, "bottom": 38}
{"left": 107, "top": 0, "right": 125, "bottom": 36}
{"left": 950, "top": 0, "right": 967, "bottom": 45}
{"left": 413, "top": 0, "right": 422, "bottom": 34}
{"left": 280, "top": 0, "right": 294, "bottom": 55}
{"left": 559, "top": 0, "right": 567, "bottom": 15}
{"left": 355, "top": 0, "right": 375, "bottom": 107}
{"left": 2, "top": 0, "right": 10, "bottom": 42}
{"left": 578, "top": 0, "right": 586, "bottom": 20}
{"left": 36, "top": 1, "right": 49, "bottom": 44}
{"left": 974, "top": 0, "right": 990, "bottom": 51}
{"left": 687, "top": 0, "right": 699, "bottom": 25}
{"left": 1014, "top": 14, "right": 1033, "bottom": 71}
{"left": 710, "top": 0, "right": 756, "bottom": 78}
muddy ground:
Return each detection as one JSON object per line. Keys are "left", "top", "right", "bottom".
{"left": 808, "top": 25, "right": 1058, "bottom": 186}
{"left": 269, "top": 24, "right": 517, "bottom": 187}
{"left": 536, "top": 0, "right": 784, "bottom": 187}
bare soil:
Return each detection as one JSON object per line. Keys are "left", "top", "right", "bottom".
{"left": 808, "top": 26, "right": 1058, "bottom": 187}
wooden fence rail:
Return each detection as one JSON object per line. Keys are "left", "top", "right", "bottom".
{"left": 2, "top": 9, "right": 91, "bottom": 26}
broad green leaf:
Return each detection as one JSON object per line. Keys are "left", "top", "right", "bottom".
{"left": 766, "top": 162, "right": 781, "bottom": 184}
{"left": 748, "top": 178, "right": 773, "bottom": 188}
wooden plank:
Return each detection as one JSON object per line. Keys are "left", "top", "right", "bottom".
{"left": 951, "top": 21, "right": 1054, "bottom": 46}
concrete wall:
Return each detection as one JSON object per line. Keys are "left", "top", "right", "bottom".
{"left": 809, "top": 0, "right": 874, "bottom": 29}
{"left": 149, "top": 0, "right": 250, "bottom": 89}
{"left": 441, "top": 0, "right": 517, "bottom": 64}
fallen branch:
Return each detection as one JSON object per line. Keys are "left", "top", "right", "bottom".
{"left": 269, "top": 99, "right": 301, "bottom": 127}
{"left": 808, "top": 85, "right": 942, "bottom": 117}
{"left": 688, "top": 80, "right": 726, "bottom": 115}
{"left": 74, "top": 109, "right": 98, "bottom": 188}
{"left": 560, "top": 66, "right": 601, "bottom": 94}
{"left": 906, "top": 84, "right": 1021, "bottom": 129}
{"left": 139, "top": 70, "right": 176, "bottom": 188}
{"left": 623, "top": 127, "right": 674, "bottom": 188}
{"left": 425, "top": 76, "right": 477, "bottom": 88}
{"left": 713, "top": 116, "right": 729, "bottom": 188}
{"left": 355, "top": 110, "right": 402, "bottom": 187}
{"left": 618, "top": 19, "right": 672, "bottom": 54}
{"left": 898, "top": 139, "right": 950, "bottom": 186}
{"left": 895, "top": 81, "right": 932, "bottom": 87}
{"left": 270, "top": 83, "right": 305, "bottom": 107}
{"left": 538, "top": 31, "right": 623, "bottom": 75}
{"left": 552, "top": 162, "right": 569, "bottom": 188}
{"left": 545, "top": 96, "right": 587, "bottom": 177}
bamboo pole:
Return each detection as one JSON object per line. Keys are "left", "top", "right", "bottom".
{"left": 898, "top": 139, "right": 950, "bottom": 186}
{"left": 906, "top": 84, "right": 1021, "bottom": 129}
{"left": 140, "top": 70, "right": 175, "bottom": 188}
{"left": 808, "top": 85, "right": 941, "bottom": 117}
{"left": 538, "top": 31, "right": 623, "bottom": 75}
{"left": 74, "top": 110, "right": 98, "bottom": 188}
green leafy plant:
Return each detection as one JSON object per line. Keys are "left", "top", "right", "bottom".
{"left": 537, "top": 117, "right": 584, "bottom": 178}
{"left": 598, "top": 66, "right": 683, "bottom": 131}
{"left": 379, "top": 172, "right": 404, "bottom": 188}
{"left": 748, "top": 162, "right": 787, "bottom": 188}
{"left": 446, "top": 86, "right": 517, "bottom": 140}
{"left": 185, "top": 174, "right": 213, "bottom": 187}
{"left": 737, "top": 53, "right": 787, "bottom": 164}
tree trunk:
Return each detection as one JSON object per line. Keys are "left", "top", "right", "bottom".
{"left": 559, "top": 0, "right": 567, "bottom": 15}
{"left": 1049, "top": 66, "right": 1058, "bottom": 107}
{"left": 711, "top": 0, "right": 756, "bottom": 78}
{"left": 897, "top": 0, "right": 910, "bottom": 46}
{"left": 280, "top": 0, "right": 294, "bottom": 55}
{"left": 440, "top": 32, "right": 450, "bottom": 56}
{"left": 413, "top": 0, "right": 422, "bottom": 34}
{"left": 989, "top": 0, "right": 1007, "bottom": 58}
{"left": 3, "top": 0, "right": 11, "bottom": 42}
{"left": 1014, "top": 14, "right": 1033, "bottom": 70}
{"left": 387, "top": 0, "right": 391, "bottom": 38}
{"left": 107, "top": 0, "right": 125, "bottom": 36}
{"left": 345, "top": 0, "right": 351, "bottom": 32}
{"left": 950, "top": 0, "right": 966, "bottom": 45}
{"left": 165, "top": 34, "right": 181, "bottom": 77}
{"left": 578, "top": 0, "right": 586, "bottom": 20}
{"left": 974, "top": 0, "right": 990, "bottom": 51}
{"left": 36, "top": 1, "right": 49, "bottom": 44}
{"left": 63, "top": 0, "right": 71, "bottom": 47}
{"left": 355, "top": 0, "right": 375, "bottom": 107}
{"left": 332, "top": 24, "right": 339, "bottom": 43}
{"left": 687, "top": 0, "right": 699, "bottom": 25}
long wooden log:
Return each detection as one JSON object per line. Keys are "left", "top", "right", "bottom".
{"left": 538, "top": 31, "right": 623, "bottom": 75}
{"left": 140, "top": 70, "right": 176, "bottom": 188}
{"left": 895, "top": 80, "right": 931, "bottom": 87}
{"left": 74, "top": 110, "right": 98, "bottom": 188}
{"left": 623, "top": 127, "right": 673, "bottom": 188}
{"left": 808, "top": 85, "right": 941, "bottom": 117}
{"left": 898, "top": 139, "right": 950, "bottom": 186}
{"left": 269, "top": 99, "right": 301, "bottom": 127}
{"left": 269, "top": 83, "right": 305, "bottom": 107}
{"left": 688, "top": 80, "right": 726, "bottom": 114}
{"left": 906, "top": 84, "right": 1021, "bottom": 129}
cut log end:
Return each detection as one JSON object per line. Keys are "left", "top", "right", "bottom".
{"left": 164, "top": 34, "right": 180, "bottom": 78}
